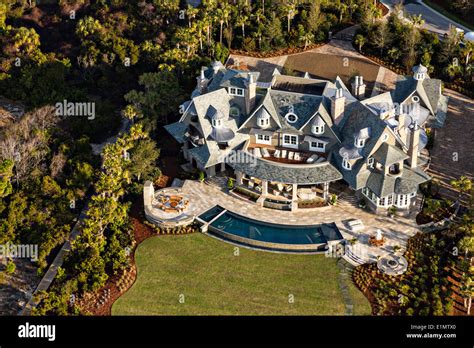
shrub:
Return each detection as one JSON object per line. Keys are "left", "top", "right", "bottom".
{"left": 6, "top": 261, "right": 15, "bottom": 275}
{"left": 227, "top": 177, "right": 234, "bottom": 190}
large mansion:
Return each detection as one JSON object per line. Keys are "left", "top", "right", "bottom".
{"left": 165, "top": 61, "right": 448, "bottom": 213}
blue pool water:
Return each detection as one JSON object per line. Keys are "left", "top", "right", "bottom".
{"left": 204, "top": 207, "right": 343, "bottom": 245}
{"left": 198, "top": 205, "right": 225, "bottom": 222}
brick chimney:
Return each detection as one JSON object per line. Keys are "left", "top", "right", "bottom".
{"left": 408, "top": 121, "right": 420, "bottom": 168}
{"left": 331, "top": 88, "right": 346, "bottom": 125}
{"left": 245, "top": 73, "right": 257, "bottom": 115}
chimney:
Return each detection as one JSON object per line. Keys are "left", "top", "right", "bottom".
{"left": 331, "top": 88, "right": 346, "bottom": 125}
{"left": 196, "top": 67, "right": 208, "bottom": 94}
{"left": 408, "top": 122, "right": 420, "bottom": 168}
{"left": 351, "top": 76, "right": 366, "bottom": 100}
{"left": 245, "top": 73, "right": 257, "bottom": 115}
{"left": 397, "top": 113, "right": 408, "bottom": 145}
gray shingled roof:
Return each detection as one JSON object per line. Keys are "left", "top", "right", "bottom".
{"left": 164, "top": 122, "right": 188, "bottom": 144}
{"left": 269, "top": 90, "right": 322, "bottom": 131}
{"left": 366, "top": 166, "right": 430, "bottom": 198}
{"left": 372, "top": 143, "right": 408, "bottom": 166}
{"left": 229, "top": 151, "right": 342, "bottom": 184}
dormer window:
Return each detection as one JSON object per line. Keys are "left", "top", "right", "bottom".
{"left": 312, "top": 124, "right": 324, "bottom": 134}
{"left": 212, "top": 118, "right": 222, "bottom": 127}
{"left": 229, "top": 87, "right": 244, "bottom": 97}
{"left": 342, "top": 158, "right": 352, "bottom": 170}
{"left": 355, "top": 137, "right": 366, "bottom": 148}
{"left": 256, "top": 108, "right": 271, "bottom": 129}
{"left": 258, "top": 117, "right": 270, "bottom": 127}
{"left": 367, "top": 157, "right": 374, "bottom": 168}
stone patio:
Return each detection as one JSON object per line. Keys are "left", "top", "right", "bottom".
{"left": 178, "top": 180, "right": 419, "bottom": 261}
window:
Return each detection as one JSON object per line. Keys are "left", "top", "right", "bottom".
{"left": 387, "top": 194, "right": 393, "bottom": 206}
{"left": 283, "top": 134, "right": 298, "bottom": 148}
{"left": 379, "top": 197, "right": 386, "bottom": 207}
{"left": 355, "top": 137, "right": 365, "bottom": 148}
{"left": 256, "top": 134, "right": 271, "bottom": 145}
{"left": 258, "top": 117, "right": 270, "bottom": 127}
{"left": 367, "top": 157, "right": 374, "bottom": 168}
{"left": 342, "top": 158, "right": 351, "bottom": 170}
{"left": 310, "top": 141, "right": 325, "bottom": 152}
{"left": 311, "top": 124, "right": 324, "bottom": 135}
{"left": 212, "top": 118, "right": 222, "bottom": 127}
{"left": 229, "top": 87, "right": 244, "bottom": 96}
{"left": 396, "top": 194, "right": 409, "bottom": 208}
{"left": 362, "top": 187, "right": 369, "bottom": 196}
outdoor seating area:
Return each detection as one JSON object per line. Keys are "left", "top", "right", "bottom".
{"left": 369, "top": 229, "right": 386, "bottom": 247}
{"left": 248, "top": 145, "right": 326, "bottom": 165}
{"left": 153, "top": 194, "right": 190, "bottom": 213}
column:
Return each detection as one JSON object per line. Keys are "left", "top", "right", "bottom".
{"left": 236, "top": 171, "right": 243, "bottom": 185}
{"left": 262, "top": 180, "right": 268, "bottom": 196}
{"left": 220, "top": 162, "right": 226, "bottom": 172}
{"left": 291, "top": 183, "right": 298, "bottom": 212}
{"left": 323, "top": 182, "right": 329, "bottom": 200}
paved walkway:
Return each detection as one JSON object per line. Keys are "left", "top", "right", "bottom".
{"left": 229, "top": 28, "right": 398, "bottom": 97}
{"left": 427, "top": 89, "right": 474, "bottom": 202}
{"left": 180, "top": 180, "right": 419, "bottom": 259}
{"left": 381, "top": 0, "right": 471, "bottom": 34}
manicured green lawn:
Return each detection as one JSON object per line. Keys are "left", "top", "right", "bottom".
{"left": 112, "top": 234, "right": 371, "bottom": 315}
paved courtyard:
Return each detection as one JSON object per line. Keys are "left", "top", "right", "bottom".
{"left": 427, "top": 89, "right": 474, "bottom": 203}
{"left": 176, "top": 180, "right": 419, "bottom": 261}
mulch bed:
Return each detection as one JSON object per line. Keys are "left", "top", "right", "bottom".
{"left": 230, "top": 42, "right": 328, "bottom": 59}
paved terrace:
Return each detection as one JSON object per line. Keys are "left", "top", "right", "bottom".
{"left": 180, "top": 180, "right": 419, "bottom": 259}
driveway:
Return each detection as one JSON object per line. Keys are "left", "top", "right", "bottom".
{"left": 381, "top": 0, "right": 471, "bottom": 35}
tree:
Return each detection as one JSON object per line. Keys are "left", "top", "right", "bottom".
{"left": 450, "top": 176, "right": 472, "bottom": 202}
{"left": 129, "top": 139, "right": 160, "bottom": 182}
{"left": 0, "top": 159, "right": 14, "bottom": 198}
{"left": 236, "top": 14, "right": 248, "bottom": 39}
{"left": 283, "top": 1, "right": 298, "bottom": 34}
{"left": 299, "top": 32, "right": 314, "bottom": 50}
{"left": 410, "top": 14, "right": 425, "bottom": 28}
{"left": 458, "top": 236, "right": 474, "bottom": 258}
{"left": 355, "top": 34, "right": 366, "bottom": 52}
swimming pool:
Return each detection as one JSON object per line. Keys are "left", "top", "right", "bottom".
{"left": 199, "top": 206, "right": 343, "bottom": 251}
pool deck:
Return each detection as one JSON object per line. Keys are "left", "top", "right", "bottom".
{"left": 179, "top": 180, "right": 420, "bottom": 261}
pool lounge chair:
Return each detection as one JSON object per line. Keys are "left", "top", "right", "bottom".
{"left": 288, "top": 151, "right": 294, "bottom": 160}
{"left": 281, "top": 150, "right": 287, "bottom": 158}
{"left": 306, "top": 154, "right": 319, "bottom": 163}
{"left": 261, "top": 148, "right": 271, "bottom": 158}
{"left": 294, "top": 152, "right": 301, "bottom": 161}
{"left": 273, "top": 149, "right": 281, "bottom": 158}
{"left": 316, "top": 156, "right": 325, "bottom": 163}
{"left": 253, "top": 147, "right": 262, "bottom": 158}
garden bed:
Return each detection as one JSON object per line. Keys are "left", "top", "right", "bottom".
{"left": 232, "top": 186, "right": 260, "bottom": 202}
{"left": 352, "top": 231, "right": 462, "bottom": 315}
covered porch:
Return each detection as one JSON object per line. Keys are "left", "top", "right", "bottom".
{"left": 230, "top": 151, "right": 342, "bottom": 211}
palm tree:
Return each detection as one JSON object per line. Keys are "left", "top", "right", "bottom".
{"left": 450, "top": 176, "right": 472, "bottom": 202}
{"left": 461, "top": 41, "right": 474, "bottom": 68}
{"left": 299, "top": 32, "right": 314, "bottom": 50}
{"left": 186, "top": 4, "right": 199, "bottom": 28}
{"left": 283, "top": 1, "right": 298, "bottom": 33}
{"left": 445, "top": 61, "right": 462, "bottom": 81}
{"left": 355, "top": 34, "right": 366, "bottom": 52}
{"left": 339, "top": 3, "right": 348, "bottom": 23}
{"left": 410, "top": 14, "right": 425, "bottom": 28}
{"left": 236, "top": 14, "right": 248, "bottom": 39}
{"left": 217, "top": 4, "right": 231, "bottom": 45}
